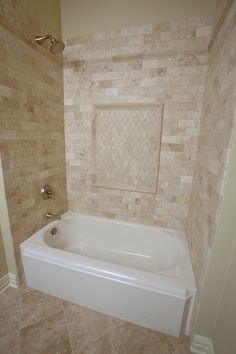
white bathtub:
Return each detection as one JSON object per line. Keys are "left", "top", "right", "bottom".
{"left": 20, "top": 212, "right": 196, "bottom": 337}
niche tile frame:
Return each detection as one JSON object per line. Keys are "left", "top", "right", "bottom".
{"left": 92, "top": 104, "right": 163, "bottom": 194}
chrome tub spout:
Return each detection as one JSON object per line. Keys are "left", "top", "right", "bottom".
{"left": 46, "top": 213, "right": 61, "bottom": 220}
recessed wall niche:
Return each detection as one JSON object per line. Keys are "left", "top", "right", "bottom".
{"left": 92, "top": 104, "right": 163, "bottom": 193}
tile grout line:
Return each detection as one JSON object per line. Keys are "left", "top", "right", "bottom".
{"left": 62, "top": 302, "right": 74, "bottom": 354}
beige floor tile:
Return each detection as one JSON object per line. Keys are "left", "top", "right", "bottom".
{"left": 75, "top": 324, "right": 188, "bottom": 354}
{"left": 64, "top": 303, "right": 124, "bottom": 353}
{"left": 74, "top": 329, "right": 126, "bottom": 354}
{"left": 0, "top": 331, "right": 19, "bottom": 354}
{"left": 0, "top": 285, "right": 192, "bottom": 354}
{"left": 172, "top": 338, "right": 192, "bottom": 354}
{"left": 167, "top": 334, "right": 190, "bottom": 351}
{"left": 115, "top": 322, "right": 175, "bottom": 354}
{"left": 19, "top": 284, "right": 63, "bottom": 328}
{"left": 19, "top": 310, "right": 71, "bottom": 354}
{"left": 0, "top": 287, "right": 21, "bottom": 338}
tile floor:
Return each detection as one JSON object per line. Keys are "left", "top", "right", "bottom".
{"left": 0, "top": 284, "right": 192, "bottom": 354}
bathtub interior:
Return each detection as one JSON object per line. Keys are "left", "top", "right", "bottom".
{"left": 44, "top": 215, "right": 186, "bottom": 275}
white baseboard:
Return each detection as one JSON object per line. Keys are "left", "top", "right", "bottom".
{"left": 191, "top": 335, "right": 215, "bottom": 354}
{"left": 0, "top": 273, "right": 9, "bottom": 293}
{"left": 8, "top": 272, "right": 18, "bottom": 288}
{"left": 0, "top": 272, "right": 19, "bottom": 293}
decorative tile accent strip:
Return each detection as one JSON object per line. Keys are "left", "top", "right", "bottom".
{"left": 93, "top": 104, "right": 163, "bottom": 193}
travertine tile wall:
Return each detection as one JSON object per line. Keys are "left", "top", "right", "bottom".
{"left": 0, "top": 0, "right": 67, "bottom": 280}
{"left": 186, "top": 0, "right": 236, "bottom": 288}
{"left": 64, "top": 16, "right": 212, "bottom": 230}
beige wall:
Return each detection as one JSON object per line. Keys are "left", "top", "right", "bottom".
{"left": 61, "top": 0, "right": 215, "bottom": 38}
{"left": 0, "top": 155, "right": 17, "bottom": 276}
{"left": 186, "top": 0, "right": 236, "bottom": 288}
{"left": 0, "top": 0, "right": 67, "bottom": 281}
{"left": 190, "top": 1, "right": 236, "bottom": 351}
{"left": 212, "top": 228, "right": 236, "bottom": 353}
{"left": 214, "top": 0, "right": 229, "bottom": 24}
{"left": 195, "top": 129, "right": 236, "bottom": 353}
{"left": 0, "top": 227, "right": 8, "bottom": 278}
{"left": 30, "top": 0, "right": 62, "bottom": 38}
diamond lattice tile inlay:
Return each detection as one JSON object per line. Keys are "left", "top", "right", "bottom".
{"left": 93, "top": 105, "right": 163, "bottom": 193}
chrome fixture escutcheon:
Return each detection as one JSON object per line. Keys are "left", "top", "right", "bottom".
{"left": 40, "top": 184, "right": 54, "bottom": 199}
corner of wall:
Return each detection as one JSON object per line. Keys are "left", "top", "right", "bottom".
{"left": 0, "top": 155, "right": 18, "bottom": 277}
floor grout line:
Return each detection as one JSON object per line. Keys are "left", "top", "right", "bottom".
{"left": 62, "top": 301, "right": 74, "bottom": 354}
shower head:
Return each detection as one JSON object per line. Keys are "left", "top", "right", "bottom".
{"left": 50, "top": 39, "right": 65, "bottom": 54}
{"left": 35, "top": 35, "right": 65, "bottom": 54}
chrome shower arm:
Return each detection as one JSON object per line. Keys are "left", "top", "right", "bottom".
{"left": 35, "top": 34, "right": 65, "bottom": 54}
{"left": 35, "top": 35, "right": 55, "bottom": 45}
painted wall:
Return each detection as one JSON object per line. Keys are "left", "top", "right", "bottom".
{"left": 63, "top": 16, "right": 212, "bottom": 229}
{"left": 215, "top": 0, "right": 229, "bottom": 24}
{"left": 0, "top": 155, "right": 17, "bottom": 276}
{"left": 195, "top": 120, "right": 236, "bottom": 354}
{"left": 192, "top": 3, "right": 236, "bottom": 346}
{"left": 61, "top": 0, "right": 215, "bottom": 38}
{"left": 0, "top": 0, "right": 67, "bottom": 281}
{"left": 0, "top": 227, "right": 8, "bottom": 279}
{"left": 212, "top": 228, "right": 236, "bottom": 353}
{"left": 30, "top": 0, "right": 62, "bottom": 38}
{"left": 186, "top": 0, "right": 236, "bottom": 288}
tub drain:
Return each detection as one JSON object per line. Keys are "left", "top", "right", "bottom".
{"left": 51, "top": 227, "right": 58, "bottom": 235}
